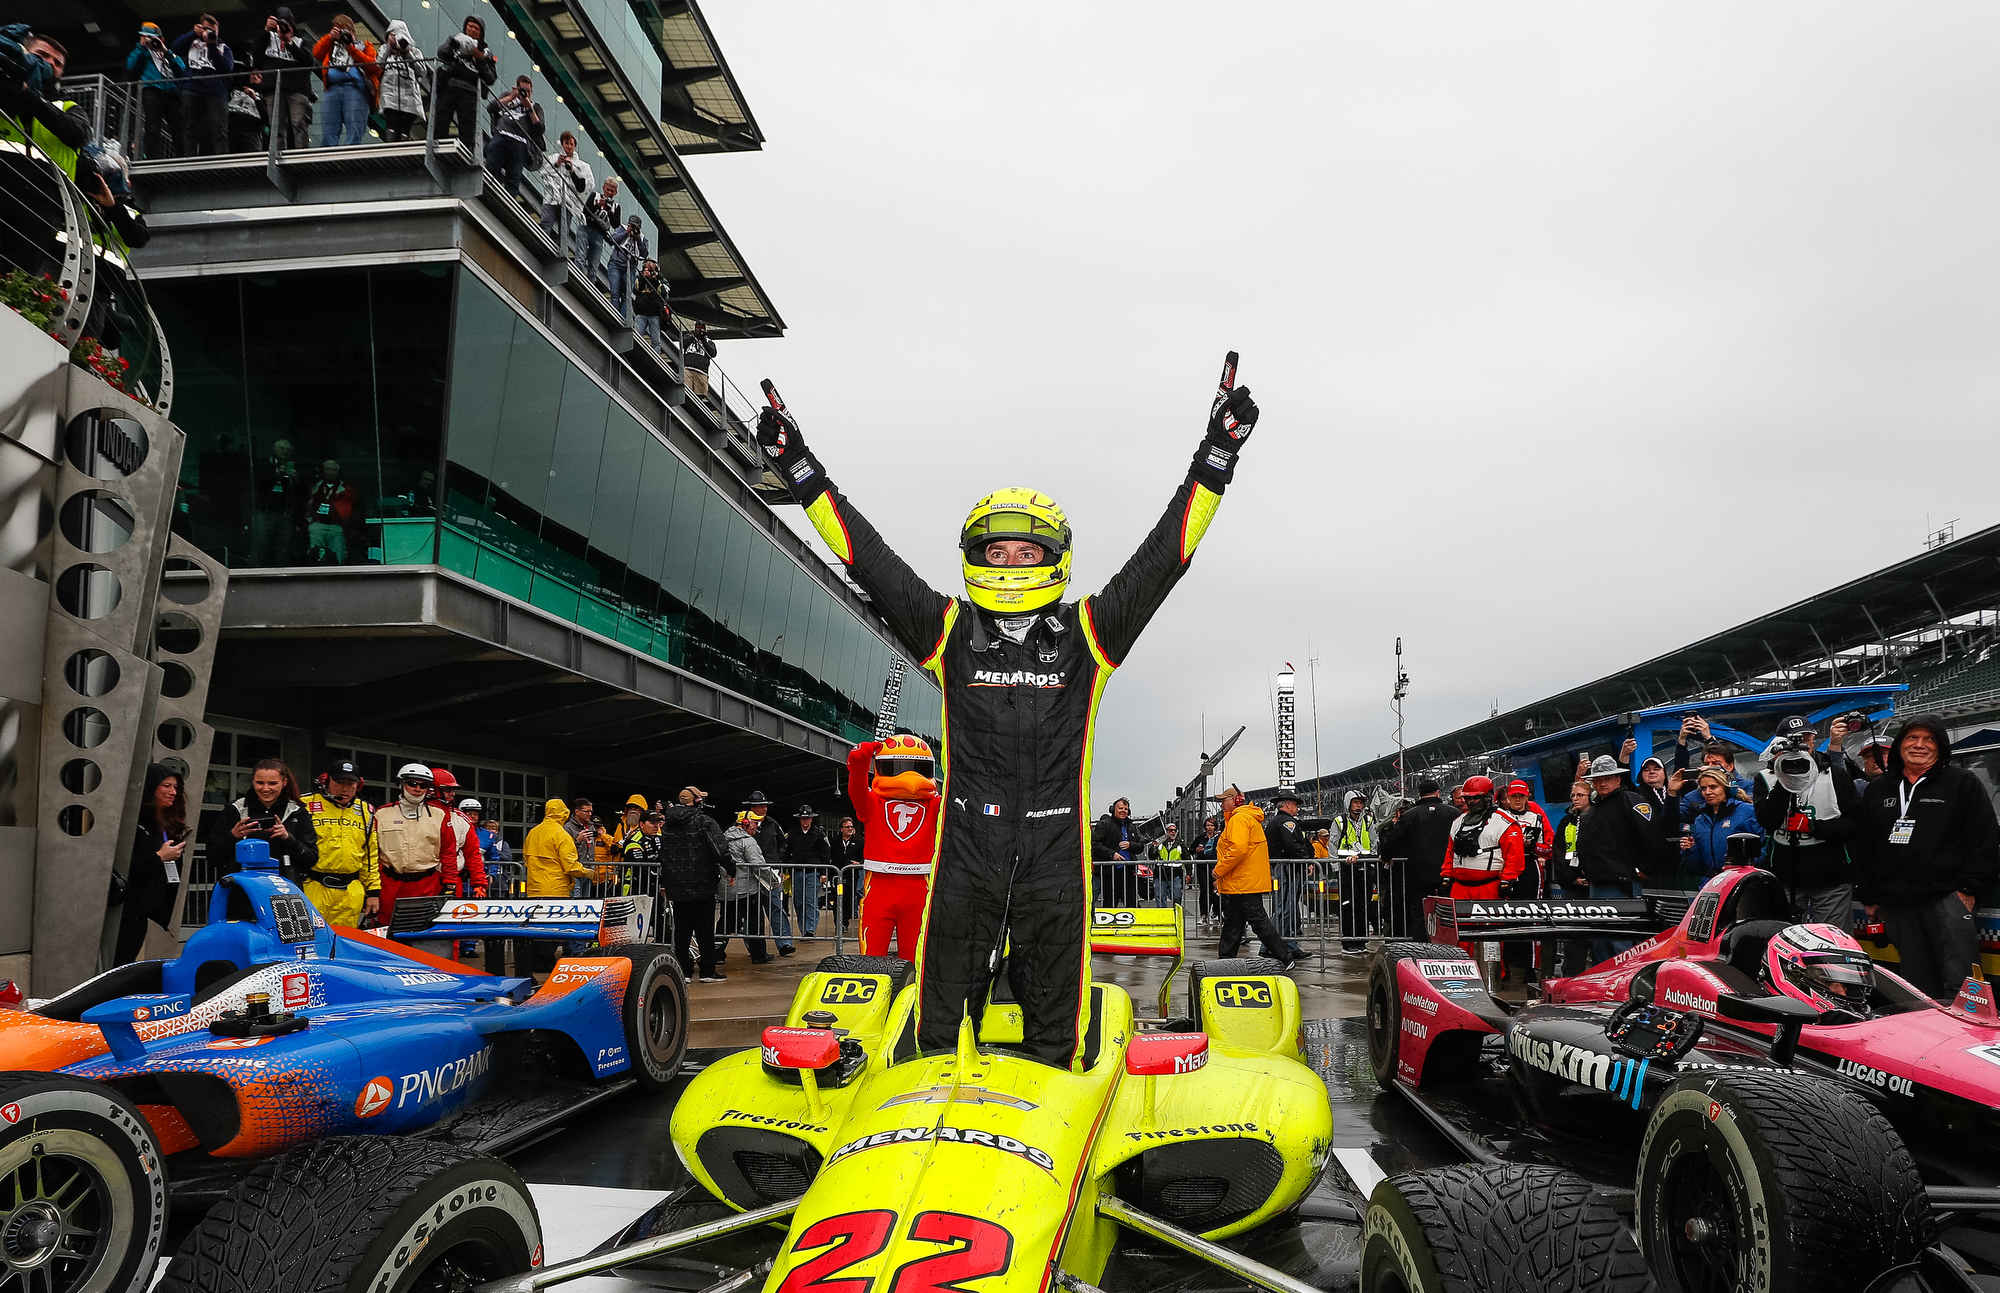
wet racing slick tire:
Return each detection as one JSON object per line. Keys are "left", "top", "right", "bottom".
{"left": 1361, "top": 1164, "right": 1651, "bottom": 1293}
{"left": 613, "top": 943, "right": 689, "bottom": 1091}
{"left": 1368, "top": 943, "right": 1479, "bottom": 1090}
{"left": 1635, "top": 1070, "right": 1932, "bottom": 1293}
{"left": 159, "top": 1138, "right": 540, "bottom": 1293}
{"left": 810, "top": 954, "right": 914, "bottom": 999}
{"left": 0, "top": 1072, "right": 167, "bottom": 1293}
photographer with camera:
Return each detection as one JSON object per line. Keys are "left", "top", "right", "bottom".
{"left": 311, "top": 15, "right": 376, "bottom": 148}
{"left": 579, "top": 176, "right": 621, "bottom": 286}
{"left": 124, "top": 22, "right": 188, "bottom": 161}
{"left": 485, "top": 75, "right": 544, "bottom": 203}
{"left": 433, "top": 17, "right": 496, "bottom": 147}
{"left": 376, "top": 19, "right": 428, "bottom": 142}
{"left": 1753, "top": 714, "right": 1860, "bottom": 928}
{"left": 205, "top": 758, "right": 318, "bottom": 882}
{"left": 171, "top": 14, "right": 233, "bottom": 155}
{"left": 250, "top": 8, "right": 313, "bottom": 150}
{"left": 537, "top": 130, "right": 592, "bottom": 255}
{"left": 0, "top": 27, "right": 86, "bottom": 155}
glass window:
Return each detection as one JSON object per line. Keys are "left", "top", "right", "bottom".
{"left": 661, "top": 465, "right": 710, "bottom": 614}
{"left": 445, "top": 271, "right": 514, "bottom": 504}
{"left": 588, "top": 408, "right": 645, "bottom": 581}
{"left": 781, "top": 567, "right": 813, "bottom": 670}
{"left": 484, "top": 322, "right": 565, "bottom": 533}
{"left": 368, "top": 264, "right": 451, "bottom": 528}
{"left": 719, "top": 507, "right": 756, "bottom": 646}
{"left": 624, "top": 435, "right": 680, "bottom": 610}
{"left": 540, "top": 367, "right": 609, "bottom": 559}
{"left": 151, "top": 279, "right": 249, "bottom": 564}
{"left": 738, "top": 534, "right": 772, "bottom": 657}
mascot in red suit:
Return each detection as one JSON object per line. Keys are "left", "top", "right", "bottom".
{"left": 847, "top": 732, "right": 941, "bottom": 961}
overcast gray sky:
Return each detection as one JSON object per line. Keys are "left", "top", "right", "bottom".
{"left": 692, "top": 1, "right": 2000, "bottom": 813}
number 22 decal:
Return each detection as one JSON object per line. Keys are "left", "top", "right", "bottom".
{"left": 777, "top": 1210, "right": 1015, "bottom": 1293}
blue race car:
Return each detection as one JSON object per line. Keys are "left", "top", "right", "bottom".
{"left": 0, "top": 839, "right": 687, "bottom": 1293}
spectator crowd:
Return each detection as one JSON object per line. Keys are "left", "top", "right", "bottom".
{"left": 1, "top": 13, "right": 714, "bottom": 367}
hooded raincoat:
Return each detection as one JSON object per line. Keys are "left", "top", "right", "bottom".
{"left": 376, "top": 20, "right": 428, "bottom": 120}
{"left": 523, "top": 798, "right": 595, "bottom": 897}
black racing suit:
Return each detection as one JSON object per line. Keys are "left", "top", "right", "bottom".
{"left": 759, "top": 390, "right": 1254, "bottom": 1069}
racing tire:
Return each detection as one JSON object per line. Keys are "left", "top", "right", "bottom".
{"left": 811, "top": 954, "right": 914, "bottom": 999}
{"left": 1635, "top": 1070, "right": 1931, "bottom": 1293}
{"left": 1187, "top": 957, "right": 1284, "bottom": 1024}
{"left": 0, "top": 1071, "right": 167, "bottom": 1293}
{"left": 614, "top": 943, "right": 690, "bottom": 1091}
{"left": 159, "top": 1137, "right": 540, "bottom": 1293}
{"left": 1360, "top": 1164, "right": 1651, "bottom": 1293}
{"left": 1368, "top": 943, "right": 1478, "bottom": 1090}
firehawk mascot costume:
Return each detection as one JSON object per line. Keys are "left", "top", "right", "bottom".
{"left": 847, "top": 733, "right": 942, "bottom": 960}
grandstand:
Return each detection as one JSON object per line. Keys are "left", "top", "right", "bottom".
{"left": 1270, "top": 521, "right": 2000, "bottom": 803}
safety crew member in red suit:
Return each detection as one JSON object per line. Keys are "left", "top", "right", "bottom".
{"left": 846, "top": 732, "right": 941, "bottom": 961}
{"left": 427, "top": 766, "right": 488, "bottom": 897}
{"left": 1500, "top": 778, "right": 1553, "bottom": 980}
{"left": 374, "top": 763, "right": 485, "bottom": 929}
{"left": 1439, "top": 775, "right": 1526, "bottom": 959}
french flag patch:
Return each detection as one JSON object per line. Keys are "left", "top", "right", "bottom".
{"left": 982, "top": 803, "right": 1000, "bottom": 817}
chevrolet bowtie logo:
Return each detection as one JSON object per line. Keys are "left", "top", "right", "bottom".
{"left": 879, "top": 1086, "right": 1037, "bottom": 1111}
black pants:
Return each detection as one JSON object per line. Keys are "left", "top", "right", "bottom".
{"left": 138, "top": 87, "right": 178, "bottom": 160}
{"left": 381, "top": 108, "right": 422, "bottom": 142}
{"left": 668, "top": 896, "right": 717, "bottom": 975}
{"left": 1341, "top": 859, "right": 1370, "bottom": 944}
{"left": 227, "top": 113, "right": 264, "bottom": 154}
{"left": 1218, "top": 892, "right": 1286, "bottom": 960}
{"left": 917, "top": 841, "right": 1085, "bottom": 1069}
{"left": 1195, "top": 862, "right": 1216, "bottom": 920}
{"left": 185, "top": 94, "right": 227, "bottom": 155}
{"left": 434, "top": 84, "right": 478, "bottom": 145}
{"left": 722, "top": 893, "right": 768, "bottom": 962}
{"left": 114, "top": 905, "right": 162, "bottom": 965}
{"left": 1879, "top": 892, "right": 1980, "bottom": 1000}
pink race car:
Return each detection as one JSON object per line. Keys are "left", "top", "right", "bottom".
{"left": 1362, "top": 866, "right": 2000, "bottom": 1291}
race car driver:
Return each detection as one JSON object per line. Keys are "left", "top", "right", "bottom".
{"left": 374, "top": 763, "right": 484, "bottom": 929}
{"left": 299, "top": 759, "right": 379, "bottom": 927}
{"left": 428, "top": 766, "right": 489, "bottom": 900}
{"left": 755, "top": 358, "right": 1259, "bottom": 1069}
{"left": 1761, "top": 922, "right": 1877, "bottom": 1017}
{"left": 846, "top": 732, "right": 942, "bottom": 962}
{"left": 1439, "top": 775, "right": 1525, "bottom": 959}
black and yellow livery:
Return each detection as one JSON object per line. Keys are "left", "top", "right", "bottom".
{"left": 756, "top": 363, "right": 1257, "bottom": 1070}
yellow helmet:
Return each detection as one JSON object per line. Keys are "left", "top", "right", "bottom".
{"left": 959, "top": 488, "right": 1072, "bottom": 613}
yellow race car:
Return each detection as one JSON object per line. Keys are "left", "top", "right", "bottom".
{"left": 652, "top": 909, "right": 1333, "bottom": 1293}
{"left": 149, "top": 908, "right": 1336, "bottom": 1293}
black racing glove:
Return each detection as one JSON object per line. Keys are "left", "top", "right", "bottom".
{"left": 1192, "top": 384, "right": 1258, "bottom": 491}
{"left": 754, "top": 405, "right": 829, "bottom": 499}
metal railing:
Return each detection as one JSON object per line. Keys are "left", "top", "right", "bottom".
{"left": 0, "top": 104, "right": 173, "bottom": 412}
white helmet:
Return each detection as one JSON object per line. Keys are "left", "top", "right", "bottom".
{"left": 395, "top": 762, "right": 435, "bottom": 786}
{"left": 457, "top": 797, "right": 483, "bottom": 814}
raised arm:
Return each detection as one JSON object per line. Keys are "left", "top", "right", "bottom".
{"left": 754, "top": 382, "right": 953, "bottom": 665}
{"left": 1083, "top": 353, "right": 1259, "bottom": 665}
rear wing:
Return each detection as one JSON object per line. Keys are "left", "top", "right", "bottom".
{"left": 374, "top": 895, "right": 650, "bottom": 946}
{"left": 1089, "top": 906, "right": 1184, "bottom": 1019}
{"left": 1427, "top": 896, "right": 1663, "bottom": 944}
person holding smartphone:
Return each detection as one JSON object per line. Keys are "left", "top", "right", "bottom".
{"left": 205, "top": 757, "right": 318, "bottom": 882}
{"left": 113, "top": 764, "right": 190, "bottom": 964}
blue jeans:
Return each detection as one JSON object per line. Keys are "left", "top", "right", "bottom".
{"left": 541, "top": 204, "right": 577, "bottom": 257}
{"left": 319, "top": 82, "right": 369, "bottom": 146}
{"left": 792, "top": 869, "right": 820, "bottom": 938}
{"left": 1587, "top": 878, "right": 1643, "bottom": 968}
{"left": 608, "top": 256, "right": 633, "bottom": 320}
{"left": 634, "top": 312, "right": 662, "bottom": 348}
{"left": 579, "top": 226, "right": 607, "bottom": 283}
{"left": 765, "top": 887, "right": 794, "bottom": 948}
{"left": 1157, "top": 869, "right": 1184, "bottom": 909}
